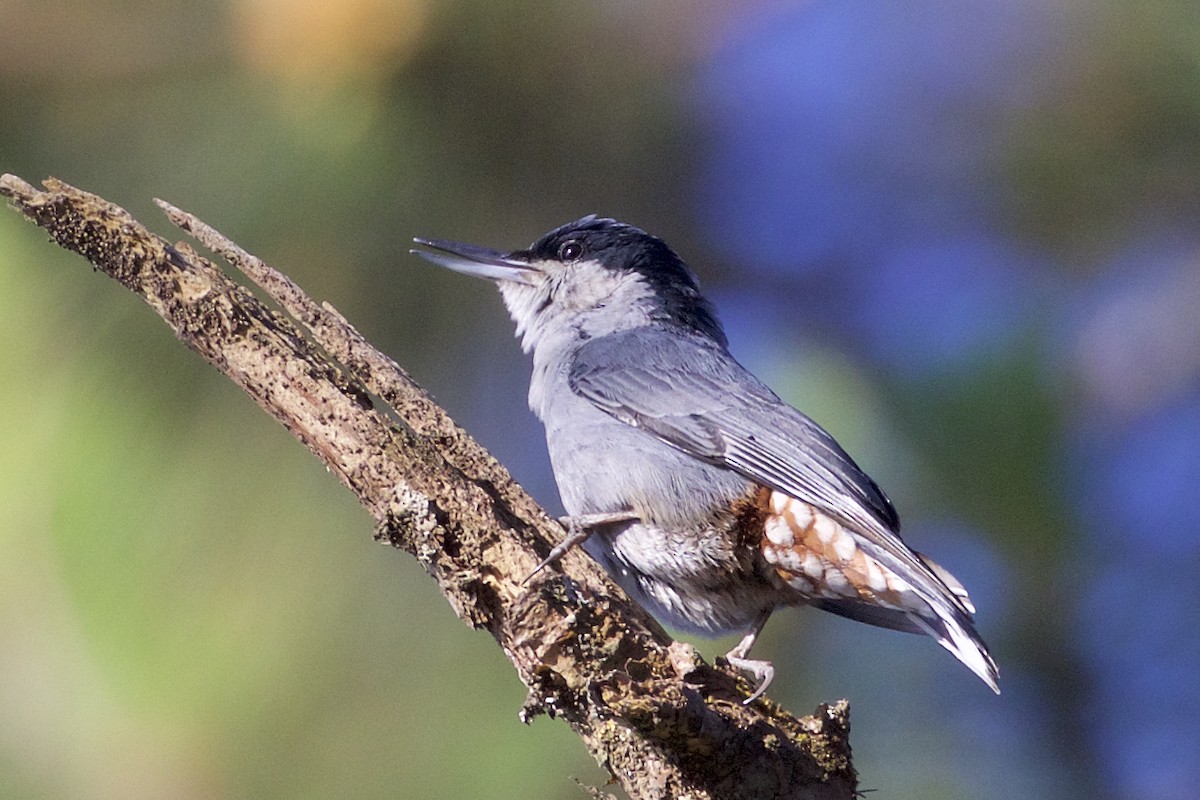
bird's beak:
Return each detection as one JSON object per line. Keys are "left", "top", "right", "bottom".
{"left": 410, "top": 237, "right": 540, "bottom": 285}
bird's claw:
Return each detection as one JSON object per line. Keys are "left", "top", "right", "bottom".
{"left": 724, "top": 609, "right": 774, "bottom": 704}
{"left": 724, "top": 654, "right": 775, "bottom": 705}
{"left": 522, "top": 517, "right": 595, "bottom": 585}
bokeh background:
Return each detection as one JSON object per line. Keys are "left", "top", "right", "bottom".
{"left": 3, "top": 1, "right": 1199, "bottom": 798}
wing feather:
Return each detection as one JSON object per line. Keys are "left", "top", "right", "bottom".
{"left": 570, "top": 328, "right": 899, "bottom": 531}
{"left": 569, "top": 328, "right": 968, "bottom": 610}
{"left": 571, "top": 328, "right": 1003, "bottom": 690}
{"left": 569, "top": 327, "right": 998, "bottom": 692}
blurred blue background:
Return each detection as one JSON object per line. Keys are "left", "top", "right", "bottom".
{"left": 2, "top": 1, "right": 1198, "bottom": 798}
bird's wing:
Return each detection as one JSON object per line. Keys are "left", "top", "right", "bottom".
{"left": 568, "top": 327, "right": 957, "bottom": 602}
{"left": 569, "top": 327, "right": 997, "bottom": 691}
{"left": 568, "top": 327, "right": 899, "bottom": 532}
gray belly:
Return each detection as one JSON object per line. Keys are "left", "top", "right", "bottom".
{"left": 544, "top": 395, "right": 786, "bottom": 636}
{"left": 584, "top": 519, "right": 786, "bottom": 636}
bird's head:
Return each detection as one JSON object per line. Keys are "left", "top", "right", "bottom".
{"left": 412, "top": 216, "right": 726, "bottom": 354}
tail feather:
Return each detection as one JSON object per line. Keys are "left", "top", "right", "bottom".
{"left": 906, "top": 609, "right": 1000, "bottom": 694}
{"left": 813, "top": 595, "right": 1000, "bottom": 694}
{"left": 909, "top": 554, "right": 999, "bottom": 692}
{"left": 762, "top": 493, "right": 998, "bottom": 691}
{"left": 855, "top": 539, "right": 1000, "bottom": 693}
{"left": 917, "top": 552, "right": 976, "bottom": 614}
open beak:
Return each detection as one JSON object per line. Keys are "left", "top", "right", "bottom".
{"left": 410, "top": 237, "right": 539, "bottom": 285}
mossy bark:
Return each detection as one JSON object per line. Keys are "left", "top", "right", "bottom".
{"left": 2, "top": 174, "right": 856, "bottom": 800}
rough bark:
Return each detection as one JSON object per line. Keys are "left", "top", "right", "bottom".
{"left": 1, "top": 174, "right": 856, "bottom": 800}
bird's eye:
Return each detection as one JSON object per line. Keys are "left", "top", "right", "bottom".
{"left": 558, "top": 240, "right": 584, "bottom": 261}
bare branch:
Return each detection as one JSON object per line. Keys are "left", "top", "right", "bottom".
{"left": 1, "top": 174, "right": 856, "bottom": 800}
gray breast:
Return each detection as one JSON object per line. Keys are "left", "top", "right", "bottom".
{"left": 532, "top": 358, "right": 785, "bottom": 635}
{"left": 535, "top": 361, "right": 749, "bottom": 524}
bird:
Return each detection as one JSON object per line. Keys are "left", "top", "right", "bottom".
{"left": 411, "top": 216, "right": 999, "bottom": 702}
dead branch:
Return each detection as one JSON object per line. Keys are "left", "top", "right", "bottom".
{"left": 1, "top": 174, "right": 855, "bottom": 800}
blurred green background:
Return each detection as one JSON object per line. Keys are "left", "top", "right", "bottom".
{"left": 3, "top": 2, "right": 1199, "bottom": 799}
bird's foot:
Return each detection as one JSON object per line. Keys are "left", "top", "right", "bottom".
{"left": 724, "top": 609, "right": 774, "bottom": 704}
{"left": 725, "top": 652, "right": 775, "bottom": 705}
{"left": 523, "top": 511, "right": 638, "bottom": 584}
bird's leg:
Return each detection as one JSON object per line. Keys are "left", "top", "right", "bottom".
{"left": 523, "top": 510, "right": 639, "bottom": 584}
{"left": 724, "top": 608, "right": 775, "bottom": 704}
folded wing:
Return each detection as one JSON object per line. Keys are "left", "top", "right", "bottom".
{"left": 569, "top": 326, "right": 999, "bottom": 692}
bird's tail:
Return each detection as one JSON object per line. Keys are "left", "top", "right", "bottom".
{"left": 813, "top": 552, "right": 1000, "bottom": 694}
{"left": 912, "top": 552, "right": 999, "bottom": 692}
{"left": 906, "top": 609, "right": 999, "bottom": 694}
{"left": 763, "top": 493, "right": 999, "bottom": 692}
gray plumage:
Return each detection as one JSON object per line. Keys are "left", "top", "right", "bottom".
{"left": 411, "top": 216, "right": 999, "bottom": 697}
